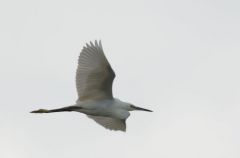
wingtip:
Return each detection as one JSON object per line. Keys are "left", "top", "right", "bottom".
{"left": 95, "top": 40, "right": 98, "bottom": 47}
{"left": 85, "top": 40, "right": 102, "bottom": 48}
{"left": 90, "top": 41, "right": 94, "bottom": 47}
{"left": 109, "top": 128, "right": 126, "bottom": 132}
{"left": 99, "top": 40, "right": 103, "bottom": 49}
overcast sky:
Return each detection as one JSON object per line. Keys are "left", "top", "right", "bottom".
{"left": 0, "top": 0, "right": 240, "bottom": 158}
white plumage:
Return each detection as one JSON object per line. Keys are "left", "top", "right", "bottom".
{"left": 76, "top": 41, "right": 115, "bottom": 101}
{"left": 31, "top": 40, "right": 152, "bottom": 132}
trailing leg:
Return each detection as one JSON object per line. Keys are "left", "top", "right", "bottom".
{"left": 30, "top": 106, "right": 81, "bottom": 113}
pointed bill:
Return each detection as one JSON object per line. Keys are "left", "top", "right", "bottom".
{"left": 130, "top": 105, "right": 153, "bottom": 112}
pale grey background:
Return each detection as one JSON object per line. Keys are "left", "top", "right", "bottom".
{"left": 0, "top": 0, "right": 240, "bottom": 158}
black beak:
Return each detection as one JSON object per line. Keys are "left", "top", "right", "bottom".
{"left": 130, "top": 105, "right": 153, "bottom": 112}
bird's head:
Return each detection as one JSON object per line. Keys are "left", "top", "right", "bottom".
{"left": 126, "top": 103, "right": 153, "bottom": 112}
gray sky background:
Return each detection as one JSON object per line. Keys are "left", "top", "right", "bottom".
{"left": 0, "top": 0, "right": 240, "bottom": 158}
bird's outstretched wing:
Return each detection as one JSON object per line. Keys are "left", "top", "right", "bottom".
{"left": 76, "top": 40, "right": 115, "bottom": 102}
{"left": 87, "top": 115, "right": 126, "bottom": 132}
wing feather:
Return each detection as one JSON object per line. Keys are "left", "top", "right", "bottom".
{"left": 87, "top": 115, "right": 126, "bottom": 132}
{"left": 76, "top": 40, "right": 115, "bottom": 101}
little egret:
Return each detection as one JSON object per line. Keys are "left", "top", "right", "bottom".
{"left": 31, "top": 40, "right": 152, "bottom": 131}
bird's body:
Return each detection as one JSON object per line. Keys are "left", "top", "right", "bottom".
{"left": 31, "top": 40, "right": 152, "bottom": 132}
{"left": 74, "top": 99, "right": 130, "bottom": 120}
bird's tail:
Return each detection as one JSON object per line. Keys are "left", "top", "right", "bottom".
{"left": 30, "top": 106, "right": 80, "bottom": 114}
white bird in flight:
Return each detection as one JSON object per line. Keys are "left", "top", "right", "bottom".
{"left": 31, "top": 40, "right": 152, "bottom": 132}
